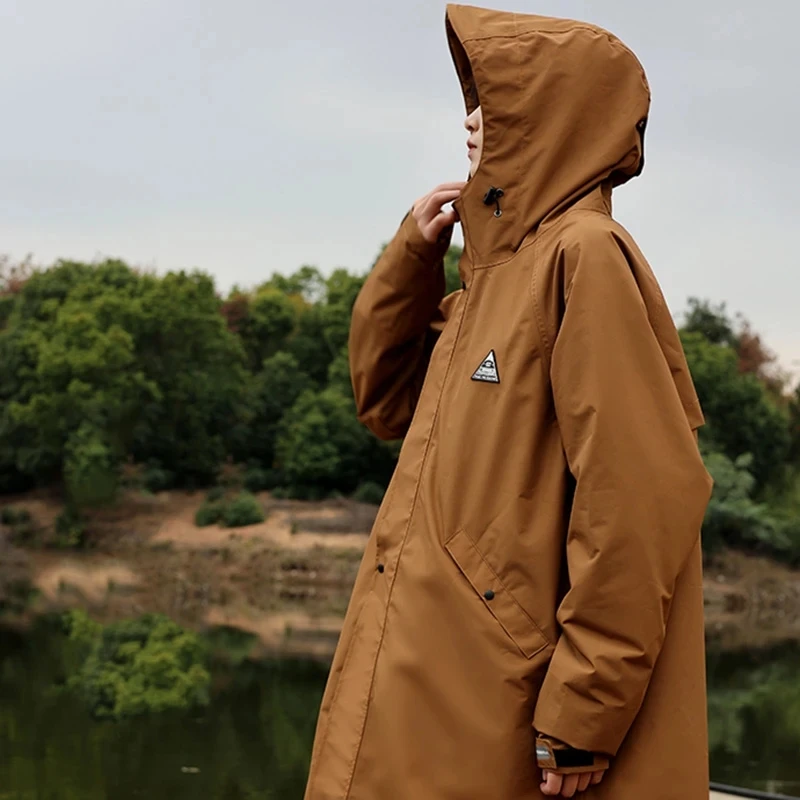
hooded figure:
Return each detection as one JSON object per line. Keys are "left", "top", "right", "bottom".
{"left": 304, "top": 5, "right": 713, "bottom": 799}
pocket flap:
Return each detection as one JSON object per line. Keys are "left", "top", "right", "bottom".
{"left": 445, "top": 529, "right": 549, "bottom": 659}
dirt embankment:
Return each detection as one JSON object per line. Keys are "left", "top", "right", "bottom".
{"left": 1, "top": 490, "right": 371, "bottom": 660}
{"left": 2, "top": 490, "right": 800, "bottom": 660}
{"left": 704, "top": 549, "right": 800, "bottom": 649}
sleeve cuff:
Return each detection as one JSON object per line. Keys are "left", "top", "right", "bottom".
{"left": 535, "top": 736, "right": 610, "bottom": 775}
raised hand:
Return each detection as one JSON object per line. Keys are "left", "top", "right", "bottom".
{"left": 412, "top": 182, "right": 466, "bottom": 243}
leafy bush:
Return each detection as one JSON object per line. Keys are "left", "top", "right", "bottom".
{"left": 54, "top": 508, "right": 86, "bottom": 549}
{"left": 353, "top": 481, "right": 385, "bottom": 505}
{"left": 270, "top": 487, "right": 290, "bottom": 500}
{"left": 703, "top": 451, "right": 790, "bottom": 556}
{"left": 195, "top": 501, "right": 224, "bottom": 527}
{"left": 195, "top": 492, "right": 264, "bottom": 528}
{"left": 142, "top": 463, "right": 174, "bottom": 493}
{"left": 243, "top": 466, "right": 283, "bottom": 493}
{"left": 242, "top": 467, "right": 268, "bottom": 492}
{"left": 221, "top": 492, "right": 265, "bottom": 528}
{"left": 205, "top": 486, "right": 226, "bottom": 503}
{"left": 63, "top": 610, "right": 210, "bottom": 719}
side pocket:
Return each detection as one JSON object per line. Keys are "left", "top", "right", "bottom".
{"left": 445, "top": 529, "right": 550, "bottom": 659}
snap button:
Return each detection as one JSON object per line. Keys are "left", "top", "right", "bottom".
{"left": 483, "top": 589, "right": 495, "bottom": 601}
{"left": 377, "top": 563, "right": 385, "bottom": 573}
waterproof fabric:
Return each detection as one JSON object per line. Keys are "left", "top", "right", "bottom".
{"left": 304, "top": 5, "right": 713, "bottom": 799}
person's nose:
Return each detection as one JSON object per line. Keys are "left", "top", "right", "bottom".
{"left": 465, "top": 114, "right": 476, "bottom": 133}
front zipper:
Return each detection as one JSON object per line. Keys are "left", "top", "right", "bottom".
{"left": 373, "top": 285, "right": 471, "bottom": 576}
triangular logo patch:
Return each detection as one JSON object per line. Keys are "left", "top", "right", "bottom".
{"left": 471, "top": 350, "right": 500, "bottom": 384}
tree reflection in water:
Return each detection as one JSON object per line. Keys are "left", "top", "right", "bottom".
{"left": 0, "top": 616, "right": 798, "bottom": 799}
{"left": 707, "top": 640, "right": 800, "bottom": 796}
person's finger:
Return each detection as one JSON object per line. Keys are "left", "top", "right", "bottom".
{"left": 540, "top": 771, "right": 563, "bottom": 796}
{"left": 413, "top": 182, "right": 466, "bottom": 213}
{"left": 418, "top": 195, "right": 462, "bottom": 228}
{"left": 560, "top": 774, "right": 580, "bottom": 798}
{"left": 576, "top": 773, "right": 592, "bottom": 793}
{"left": 423, "top": 181, "right": 467, "bottom": 199}
{"left": 418, "top": 205, "right": 457, "bottom": 243}
{"left": 418, "top": 188, "right": 464, "bottom": 222}
{"left": 431, "top": 181, "right": 468, "bottom": 193}
{"left": 424, "top": 208, "right": 458, "bottom": 241}
{"left": 591, "top": 770, "right": 605, "bottom": 785}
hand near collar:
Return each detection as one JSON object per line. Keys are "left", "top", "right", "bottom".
{"left": 412, "top": 183, "right": 465, "bottom": 244}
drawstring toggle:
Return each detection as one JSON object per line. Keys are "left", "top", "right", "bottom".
{"left": 483, "top": 187, "right": 505, "bottom": 218}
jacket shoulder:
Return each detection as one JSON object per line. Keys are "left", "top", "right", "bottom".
{"left": 547, "top": 208, "right": 638, "bottom": 260}
{"left": 530, "top": 207, "right": 665, "bottom": 361}
{"left": 540, "top": 208, "right": 656, "bottom": 296}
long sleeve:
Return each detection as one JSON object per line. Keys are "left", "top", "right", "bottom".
{"left": 532, "top": 227, "right": 713, "bottom": 757}
{"left": 349, "top": 212, "right": 456, "bottom": 441}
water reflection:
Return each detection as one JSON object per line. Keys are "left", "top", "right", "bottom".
{"left": 0, "top": 617, "right": 798, "bottom": 798}
{"left": 0, "top": 619, "right": 326, "bottom": 799}
{"left": 707, "top": 640, "right": 800, "bottom": 796}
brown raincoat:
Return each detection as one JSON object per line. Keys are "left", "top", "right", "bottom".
{"left": 304, "top": 5, "right": 713, "bottom": 799}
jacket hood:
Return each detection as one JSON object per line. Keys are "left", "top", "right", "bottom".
{"left": 447, "top": 4, "right": 651, "bottom": 266}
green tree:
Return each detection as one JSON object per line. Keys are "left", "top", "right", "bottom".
{"left": 325, "top": 268, "right": 364, "bottom": 308}
{"left": 285, "top": 303, "right": 335, "bottom": 386}
{"left": 263, "top": 265, "right": 327, "bottom": 304}
{"left": 222, "top": 288, "right": 297, "bottom": 372}
{"left": 788, "top": 385, "right": 800, "bottom": 466}
{"left": 228, "top": 352, "right": 312, "bottom": 470}
{"left": 0, "top": 327, "right": 35, "bottom": 493}
{"left": 128, "top": 270, "right": 250, "bottom": 486}
{"left": 702, "top": 451, "right": 788, "bottom": 555}
{"left": 0, "top": 261, "right": 250, "bottom": 496}
{"left": 3, "top": 262, "right": 159, "bottom": 489}
{"left": 681, "top": 330, "right": 790, "bottom": 488}
{"left": 276, "top": 388, "right": 394, "bottom": 497}
{"left": 682, "top": 297, "right": 738, "bottom": 347}
{"left": 327, "top": 346, "right": 353, "bottom": 397}
{"left": 63, "top": 422, "right": 119, "bottom": 508}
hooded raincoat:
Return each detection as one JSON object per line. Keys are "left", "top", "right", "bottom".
{"left": 304, "top": 5, "right": 713, "bottom": 799}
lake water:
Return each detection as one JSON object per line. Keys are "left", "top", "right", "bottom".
{"left": 1, "top": 618, "right": 798, "bottom": 799}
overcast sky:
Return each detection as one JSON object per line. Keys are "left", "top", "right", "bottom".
{"left": 2, "top": 0, "right": 799, "bottom": 375}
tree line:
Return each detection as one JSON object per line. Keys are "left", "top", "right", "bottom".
{"left": 1, "top": 250, "right": 799, "bottom": 562}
